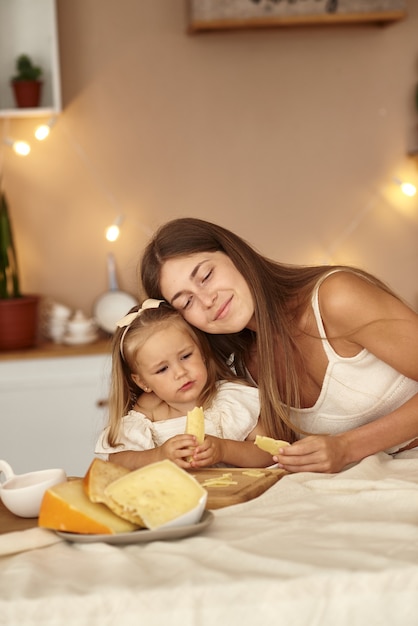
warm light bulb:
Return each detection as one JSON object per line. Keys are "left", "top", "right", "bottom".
{"left": 105, "top": 224, "right": 120, "bottom": 242}
{"left": 13, "top": 141, "right": 30, "bottom": 156}
{"left": 393, "top": 176, "right": 417, "bottom": 198}
{"left": 105, "top": 215, "right": 124, "bottom": 242}
{"left": 34, "top": 124, "right": 51, "bottom": 141}
{"left": 34, "top": 117, "right": 56, "bottom": 141}
{"left": 400, "top": 182, "right": 416, "bottom": 197}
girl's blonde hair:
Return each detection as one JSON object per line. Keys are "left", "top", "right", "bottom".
{"left": 107, "top": 302, "right": 241, "bottom": 446}
{"left": 139, "top": 217, "right": 399, "bottom": 443}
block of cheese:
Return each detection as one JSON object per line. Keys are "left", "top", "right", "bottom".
{"left": 38, "top": 478, "right": 138, "bottom": 535}
{"left": 104, "top": 459, "right": 207, "bottom": 529}
{"left": 254, "top": 435, "right": 290, "bottom": 455}
{"left": 83, "top": 457, "right": 130, "bottom": 506}
{"left": 185, "top": 406, "right": 205, "bottom": 444}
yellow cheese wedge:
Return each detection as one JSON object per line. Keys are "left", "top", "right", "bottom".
{"left": 83, "top": 457, "right": 130, "bottom": 505}
{"left": 185, "top": 406, "right": 205, "bottom": 444}
{"left": 254, "top": 435, "right": 290, "bottom": 455}
{"left": 104, "top": 459, "right": 207, "bottom": 529}
{"left": 38, "top": 479, "right": 138, "bottom": 535}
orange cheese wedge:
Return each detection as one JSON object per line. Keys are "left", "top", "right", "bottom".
{"left": 38, "top": 478, "right": 138, "bottom": 534}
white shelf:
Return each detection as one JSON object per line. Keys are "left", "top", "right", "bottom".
{"left": 0, "top": 0, "right": 61, "bottom": 118}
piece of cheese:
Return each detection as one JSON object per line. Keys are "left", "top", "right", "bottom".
{"left": 83, "top": 457, "right": 130, "bottom": 505}
{"left": 185, "top": 406, "right": 205, "bottom": 444}
{"left": 185, "top": 406, "right": 205, "bottom": 462}
{"left": 38, "top": 479, "right": 138, "bottom": 535}
{"left": 104, "top": 459, "right": 207, "bottom": 529}
{"left": 254, "top": 435, "right": 290, "bottom": 455}
{"left": 201, "top": 473, "right": 238, "bottom": 488}
{"left": 242, "top": 469, "right": 266, "bottom": 478}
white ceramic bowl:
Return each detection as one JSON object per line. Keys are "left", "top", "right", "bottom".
{"left": 0, "top": 468, "right": 67, "bottom": 518}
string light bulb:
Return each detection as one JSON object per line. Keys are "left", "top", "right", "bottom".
{"left": 34, "top": 117, "right": 57, "bottom": 141}
{"left": 105, "top": 215, "right": 124, "bottom": 242}
{"left": 34, "top": 125, "right": 50, "bottom": 141}
{"left": 393, "top": 176, "right": 417, "bottom": 197}
{"left": 3, "top": 137, "right": 31, "bottom": 156}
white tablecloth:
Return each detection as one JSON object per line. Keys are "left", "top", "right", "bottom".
{"left": 1, "top": 451, "right": 418, "bottom": 626}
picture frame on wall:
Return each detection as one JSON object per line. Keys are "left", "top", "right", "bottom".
{"left": 187, "top": 0, "right": 407, "bottom": 33}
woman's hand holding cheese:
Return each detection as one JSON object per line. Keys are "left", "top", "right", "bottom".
{"left": 273, "top": 434, "right": 350, "bottom": 473}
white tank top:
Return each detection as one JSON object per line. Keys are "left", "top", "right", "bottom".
{"left": 289, "top": 271, "right": 418, "bottom": 453}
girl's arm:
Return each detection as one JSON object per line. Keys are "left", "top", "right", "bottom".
{"left": 106, "top": 434, "right": 200, "bottom": 471}
{"left": 107, "top": 447, "right": 162, "bottom": 470}
{"left": 191, "top": 437, "right": 273, "bottom": 468}
{"left": 191, "top": 423, "right": 273, "bottom": 468}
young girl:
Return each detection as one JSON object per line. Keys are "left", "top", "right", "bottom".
{"left": 139, "top": 217, "right": 418, "bottom": 474}
{"left": 95, "top": 299, "right": 272, "bottom": 470}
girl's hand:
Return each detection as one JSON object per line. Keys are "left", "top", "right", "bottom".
{"left": 273, "top": 435, "right": 349, "bottom": 474}
{"left": 160, "top": 434, "right": 199, "bottom": 469}
{"left": 189, "top": 435, "right": 225, "bottom": 468}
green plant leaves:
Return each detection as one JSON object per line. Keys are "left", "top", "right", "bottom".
{"left": 0, "top": 192, "right": 21, "bottom": 299}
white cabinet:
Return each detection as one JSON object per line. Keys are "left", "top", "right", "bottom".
{"left": 0, "top": 0, "right": 61, "bottom": 117}
{"left": 0, "top": 353, "right": 111, "bottom": 477}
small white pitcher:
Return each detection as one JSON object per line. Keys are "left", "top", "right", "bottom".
{"left": 0, "top": 460, "right": 66, "bottom": 518}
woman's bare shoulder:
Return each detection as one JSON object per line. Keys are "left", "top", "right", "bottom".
{"left": 319, "top": 270, "right": 376, "bottom": 306}
{"left": 318, "top": 270, "right": 415, "bottom": 331}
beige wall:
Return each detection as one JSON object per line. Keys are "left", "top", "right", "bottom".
{"left": 1, "top": 0, "right": 418, "bottom": 319}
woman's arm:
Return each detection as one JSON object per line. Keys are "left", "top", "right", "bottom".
{"left": 277, "top": 272, "right": 418, "bottom": 473}
{"left": 319, "top": 271, "right": 418, "bottom": 379}
{"left": 276, "top": 393, "right": 418, "bottom": 473}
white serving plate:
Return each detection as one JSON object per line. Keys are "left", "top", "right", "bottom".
{"left": 56, "top": 510, "right": 214, "bottom": 544}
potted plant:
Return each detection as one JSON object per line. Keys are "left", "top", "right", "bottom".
{"left": 10, "top": 54, "right": 43, "bottom": 108}
{"left": 0, "top": 186, "right": 40, "bottom": 350}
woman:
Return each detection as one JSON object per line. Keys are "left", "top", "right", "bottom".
{"left": 139, "top": 217, "right": 418, "bottom": 473}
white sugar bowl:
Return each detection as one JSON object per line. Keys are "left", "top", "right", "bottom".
{"left": 64, "top": 310, "right": 98, "bottom": 344}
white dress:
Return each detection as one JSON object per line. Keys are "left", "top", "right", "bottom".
{"left": 95, "top": 381, "right": 260, "bottom": 454}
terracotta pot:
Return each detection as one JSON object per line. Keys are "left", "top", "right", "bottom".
{"left": 11, "top": 80, "right": 43, "bottom": 108}
{"left": 0, "top": 295, "right": 40, "bottom": 351}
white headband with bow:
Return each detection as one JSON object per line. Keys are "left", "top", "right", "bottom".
{"left": 116, "top": 298, "right": 165, "bottom": 328}
{"left": 117, "top": 298, "right": 165, "bottom": 360}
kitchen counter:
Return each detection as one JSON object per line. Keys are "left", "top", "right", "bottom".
{"left": 0, "top": 336, "right": 112, "bottom": 361}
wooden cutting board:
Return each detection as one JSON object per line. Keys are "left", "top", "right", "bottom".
{"left": 188, "top": 467, "right": 286, "bottom": 509}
